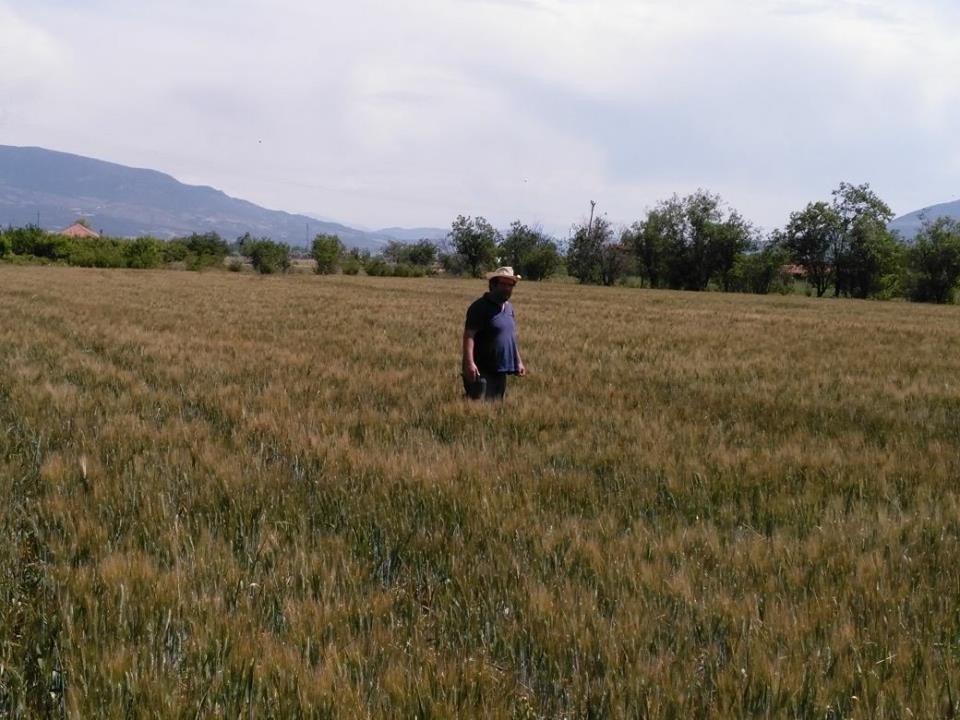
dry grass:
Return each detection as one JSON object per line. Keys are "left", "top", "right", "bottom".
{"left": 1, "top": 265, "right": 959, "bottom": 718}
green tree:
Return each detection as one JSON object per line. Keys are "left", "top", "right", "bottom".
{"left": 184, "top": 232, "right": 229, "bottom": 261}
{"left": 164, "top": 232, "right": 229, "bottom": 270}
{"left": 449, "top": 215, "right": 499, "bottom": 277}
{"left": 830, "top": 183, "right": 900, "bottom": 299}
{"left": 312, "top": 234, "right": 344, "bottom": 274}
{"left": 678, "top": 191, "right": 751, "bottom": 291}
{"left": 382, "top": 239, "right": 437, "bottom": 267}
{"left": 382, "top": 240, "right": 408, "bottom": 264}
{"left": 406, "top": 240, "right": 437, "bottom": 267}
{"left": 781, "top": 183, "right": 901, "bottom": 298}
{"left": 835, "top": 216, "right": 903, "bottom": 299}
{"left": 567, "top": 216, "right": 629, "bottom": 286}
{"left": 780, "top": 201, "right": 841, "bottom": 298}
{"left": 499, "top": 222, "right": 561, "bottom": 281}
{"left": 705, "top": 210, "right": 754, "bottom": 291}
{"left": 566, "top": 218, "right": 604, "bottom": 285}
{"left": 630, "top": 191, "right": 751, "bottom": 291}
{"left": 905, "top": 218, "right": 960, "bottom": 303}
{"left": 524, "top": 242, "right": 562, "bottom": 281}
{"left": 624, "top": 212, "right": 671, "bottom": 288}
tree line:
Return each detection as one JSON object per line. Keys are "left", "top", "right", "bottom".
{"left": 0, "top": 227, "right": 234, "bottom": 271}
{"left": 0, "top": 226, "right": 442, "bottom": 277}
{"left": 4, "top": 181, "right": 960, "bottom": 303}
{"left": 558, "top": 183, "right": 960, "bottom": 303}
{"left": 429, "top": 183, "right": 960, "bottom": 304}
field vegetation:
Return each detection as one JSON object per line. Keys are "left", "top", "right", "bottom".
{"left": 1, "top": 266, "right": 959, "bottom": 718}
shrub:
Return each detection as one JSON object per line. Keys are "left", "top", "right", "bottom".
{"left": 125, "top": 237, "right": 162, "bottom": 269}
{"left": 438, "top": 252, "right": 469, "bottom": 275}
{"left": 359, "top": 259, "right": 426, "bottom": 278}
{"left": 66, "top": 238, "right": 127, "bottom": 268}
{"left": 9, "top": 226, "right": 69, "bottom": 260}
{"left": 185, "top": 253, "right": 222, "bottom": 271}
{"left": 364, "top": 258, "right": 390, "bottom": 277}
{"left": 162, "top": 240, "right": 190, "bottom": 264}
{"left": 166, "top": 232, "right": 230, "bottom": 270}
{"left": 184, "top": 232, "right": 229, "bottom": 260}
{"left": 727, "top": 242, "right": 792, "bottom": 295}
{"left": 382, "top": 240, "right": 437, "bottom": 268}
{"left": 240, "top": 237, "right": 290, "bottom": 274}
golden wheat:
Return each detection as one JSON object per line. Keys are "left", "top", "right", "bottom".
{"left": 1, "top": 265, "right": 959, "bottom": 718}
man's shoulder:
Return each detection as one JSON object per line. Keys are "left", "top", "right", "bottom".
{"left": 467, "top": 294, "right": 495, "bottom": 313}
{"left": 466, "top": 295, "right": 499, "bottom": 331}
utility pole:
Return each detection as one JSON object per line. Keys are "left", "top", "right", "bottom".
{"left": 588, "top": 200, "right": 596, "bottom": 240}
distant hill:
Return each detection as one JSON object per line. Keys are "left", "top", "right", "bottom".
{"left": 889, "top": 199, "right": 960, "bottom": 241}
{"left": 0, "top": 146, "right": 442, "bottom": 249}
{"left": 375, "top": 226, "right": 449, "bottom": 242}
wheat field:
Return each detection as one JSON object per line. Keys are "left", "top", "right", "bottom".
{"left": 1, "top": 265, "right": 959, "bottom": 718}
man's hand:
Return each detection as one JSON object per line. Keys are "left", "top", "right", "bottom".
{"left": 463, "top": 362, "right": 480, "bottom": 382}
{"left": 462, "top": 330, "right": 479, "bottom": 382}
{"left": 517, "top": 361, "right": 526, "bottom": 378}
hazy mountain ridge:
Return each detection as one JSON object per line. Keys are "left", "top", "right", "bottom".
{"left": 0, "top": 146, "right": 445, "bottom": 249}
{"left": 375, "top": 227, "right": 449, "bottom": 242}
{"left": 889, "top": 199, "right": 960, "bottom": 240}
{"left": 6, "top": 144, "right": 945, "bottom": 247}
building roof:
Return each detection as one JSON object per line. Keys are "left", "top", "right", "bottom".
{"left": 59, "top": 222, "right": 100, "bottom": 238}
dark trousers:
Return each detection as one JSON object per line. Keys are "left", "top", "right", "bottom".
{"left": 463, "top": 372, "right": 507, "bottom": 401}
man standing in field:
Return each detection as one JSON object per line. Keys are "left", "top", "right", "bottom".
{"left": 462, "top": 267, "right": 526, "bottom": 400}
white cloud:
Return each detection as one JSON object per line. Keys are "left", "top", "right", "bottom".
{"left": 0, "top": 5, "right": 64, "bottom": 103}
{"left": 1, "top": 0, "right": 959, "bottom": 232}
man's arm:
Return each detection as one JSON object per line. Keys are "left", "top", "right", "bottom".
{"left": 462, "top": 328, "right": 479, "bottom": 381}
{"left": 512, "top": 304, "right": 526, "bottom": 378}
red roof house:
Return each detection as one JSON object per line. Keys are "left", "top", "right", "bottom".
{"left": 59, "top": 222, "right": 100, "bottom": 238}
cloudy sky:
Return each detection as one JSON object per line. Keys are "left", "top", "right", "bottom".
{"left": 2, "top": 0, "right": 959, "bottom": 235}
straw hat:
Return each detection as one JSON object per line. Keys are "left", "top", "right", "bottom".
{"left": 486, "top": 266, "right": 522, "bottom": 283}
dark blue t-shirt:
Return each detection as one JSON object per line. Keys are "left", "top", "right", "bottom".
{"left": 465, "top": 293, "right": 520, "bottom": 374}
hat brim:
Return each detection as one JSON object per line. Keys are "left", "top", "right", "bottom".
{"left": 486, "top": 273, "right": 521, "bottom": 283}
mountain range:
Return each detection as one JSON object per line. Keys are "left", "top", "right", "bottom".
{"left": 2, "top": 145, "right": 956, "bottom": 246}
{"left": 0, "top": 145, "right": 447, "bottom": 250}
{"left": 888, "top": 200, "right": 960, "bottom": 240}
